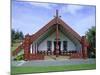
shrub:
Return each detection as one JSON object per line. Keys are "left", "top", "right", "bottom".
{"left": 14, "top": 54, "right": 24, "bottom": 61}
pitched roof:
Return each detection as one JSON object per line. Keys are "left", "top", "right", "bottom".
{"left": 30, "top": 17, "right": 81, "bottom": 43}
{"left": 12, "top": 15, "right": 82, "bottom": 56}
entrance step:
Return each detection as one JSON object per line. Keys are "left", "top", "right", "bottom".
{"left": 44, "top": 55, "right": 70, "bottom": 60}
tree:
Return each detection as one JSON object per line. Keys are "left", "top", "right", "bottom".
{"left": 11, "top": 29, "right": 24, "bottom": 44}
{"left": 15, "top": 30, "right": 20, "bottom": 40}
{"left": 19, "top": 31, "right": 24, "bottom": 40}
{"left": 86, "top": 26, "right": 96, "bottom": 58}
{"left": 11, "top": 29, "right": 15, "bottom": 43}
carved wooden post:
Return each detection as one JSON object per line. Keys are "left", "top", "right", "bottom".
{"left": 81, "top": 36, "right": 88, "bottom": 59}
{"left": 56, "top": 24, "right": 59, "bottom": 57}
{"left": 55, "top": 10, "right": 59, "bottom": 57}
{"left": 23, "top": 34, "right": 30, "bottom": 60}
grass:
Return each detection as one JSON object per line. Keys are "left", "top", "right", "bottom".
{"left": 11, "top": 64, "right": 96, "bottom": 75}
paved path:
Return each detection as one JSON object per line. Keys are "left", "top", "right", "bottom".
{"left": 12, "top": 59, "right": 96, "bottom": 67}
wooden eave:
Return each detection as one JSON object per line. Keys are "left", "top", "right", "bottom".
{"left": 30, "top": 17, "right": 82, "bottom": 44}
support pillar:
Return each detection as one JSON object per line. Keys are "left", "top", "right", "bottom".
{"left": 32, "top": 43, "right": 34, "bottom": 54}
{"left": 23, "top": 34, "right": 30, "bottom": 60}
{"left": 35, "top": 43, "right": 36, "bottom": 54}
{"left": 37, "top": 43, "right": 38, "bottom": 54}
{"left": 81, "top": 36, "right": 88, "bottom": 59}
{"left": 35, "top": 43, "right": 38, "bottom": 54}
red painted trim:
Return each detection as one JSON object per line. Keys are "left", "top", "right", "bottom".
{"left": 30, "top": 17, "right": 81, "bottom": 44}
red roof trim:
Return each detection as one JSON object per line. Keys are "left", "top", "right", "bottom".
{"left": 30, "top": 17, "right": 81, "bottom": 43}
{"left": 30, "top": 18, "right": 56, "bottom": 42}
{"left": 58, "top": 18, "right": 81, "bottom": 41}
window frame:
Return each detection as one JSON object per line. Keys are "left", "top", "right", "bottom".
{"left": 63, "top": 41, "right": 67, "bottom": 51}
{"left": 47, "top": 41, "right": 52, "bottom": 51}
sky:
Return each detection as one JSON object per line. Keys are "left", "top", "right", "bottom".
{"left": 12, "top": 0, "right": 96, "bottom": 36}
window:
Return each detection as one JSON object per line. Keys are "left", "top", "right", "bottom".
{"left": 47, "top": 41, "right": 52, "bottom": 51}
{"left": 63, "top": 41, "right": 67, "bottom": 51}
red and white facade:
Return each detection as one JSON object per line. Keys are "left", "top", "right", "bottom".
{"left": 12, "top": 10, "right": 89, "bottom": 60}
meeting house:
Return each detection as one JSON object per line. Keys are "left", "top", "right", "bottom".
{"left": 12, "top": 10, "right": 89, "bottom": 60}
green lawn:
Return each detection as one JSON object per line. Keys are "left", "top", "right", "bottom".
{"left": 11, "top": 64, "right": 96, "bottom": 75}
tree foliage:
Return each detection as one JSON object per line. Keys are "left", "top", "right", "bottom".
{"left": 86, "top": 26, "right": 96, "bottom": 48}
{"left": 86, "top": 26, "right": 96, "bottom": 58}
{"left": 11, "top": 29, "right": 24, "bottom": 43}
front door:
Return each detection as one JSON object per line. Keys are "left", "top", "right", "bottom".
{"left": 54, "top": 41, "right": 61, "bottom": 55}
